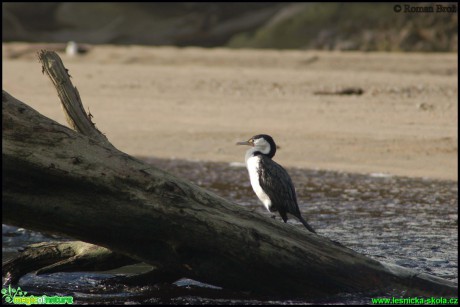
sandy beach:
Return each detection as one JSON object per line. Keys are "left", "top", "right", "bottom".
{"left": 3, "top": 43, "right": 458, "bottom": 181}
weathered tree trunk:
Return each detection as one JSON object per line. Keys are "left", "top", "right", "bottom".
{"left": 2, "top": 241, "right": 137, "bottom": 285}
{"left": 2, "top": 51, "right": 457, "bottom": 298}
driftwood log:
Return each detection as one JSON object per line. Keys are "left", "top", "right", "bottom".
{"left": 2, "top": 51, "right": 457, "bottom": 298}
{"left": 2, "top": 241, "right": 137, "bottom": 285}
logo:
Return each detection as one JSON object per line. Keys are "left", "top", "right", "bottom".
{"left": 2, "top": 285, "right": 73, "bottom": 305}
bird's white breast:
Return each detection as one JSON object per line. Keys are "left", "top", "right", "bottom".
{"left": 246, "top": 155, "right": 271, "bottom": 211}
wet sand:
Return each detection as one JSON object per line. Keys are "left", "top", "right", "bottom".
{"left": 3, "top": 43, "right": 458, "bottom": 180}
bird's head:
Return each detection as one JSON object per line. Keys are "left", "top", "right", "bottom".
{"left": 236, "top": 134, "right": 277, "bottom": 158}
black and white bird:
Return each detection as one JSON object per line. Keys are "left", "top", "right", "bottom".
{"left": 236, "top": 134, "right": 316, "bottom": 233}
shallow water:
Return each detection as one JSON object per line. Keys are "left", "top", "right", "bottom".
{"left": 2, "top": 157, "right": 458, "bottom": 304}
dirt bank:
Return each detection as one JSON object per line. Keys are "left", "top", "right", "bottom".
{"left": 3, "top": 43, "right": 458, "bottom": 180}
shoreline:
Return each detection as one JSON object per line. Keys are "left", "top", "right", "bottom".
{"left": 142, "top": 155, "right": 458, "bottom": 183}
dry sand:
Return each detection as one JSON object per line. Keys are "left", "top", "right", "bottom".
{"left": 3, "top": 43, "right": 458, "bottom": 181}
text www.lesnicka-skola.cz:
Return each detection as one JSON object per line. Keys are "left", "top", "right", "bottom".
{"left": 371, "top": 296, "right": 458, "bottom": 305}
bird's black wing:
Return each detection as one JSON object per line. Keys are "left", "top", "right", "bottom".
{"left": 257, "top": 156, "right": 301, "bottom": 219}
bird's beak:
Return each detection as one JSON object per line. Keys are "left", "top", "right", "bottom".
{"left": 236, "top": 141, "right": 252, "bottom": 146}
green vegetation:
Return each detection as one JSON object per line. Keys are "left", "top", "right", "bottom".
{"left": 227, "top": 3, "right": 458, "bottom": 51}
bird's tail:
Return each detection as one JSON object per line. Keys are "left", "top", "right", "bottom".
{"left": 298, "top": 216, "right": 316, "bottom": 233}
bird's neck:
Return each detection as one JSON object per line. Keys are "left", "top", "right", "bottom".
{"left": 245, "top": 148, "right": 265, "bottom": 163}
